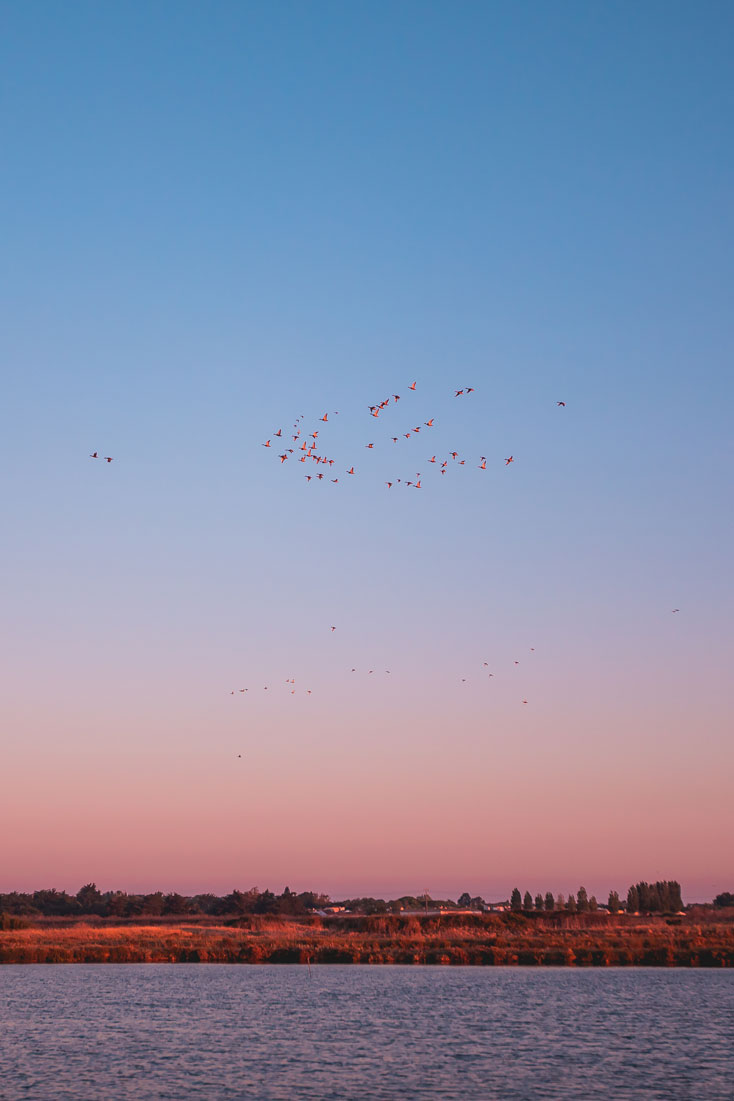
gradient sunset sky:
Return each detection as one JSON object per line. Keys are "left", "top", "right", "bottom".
{"left": 2, "top": 1, "right": 732, "bottom": 903}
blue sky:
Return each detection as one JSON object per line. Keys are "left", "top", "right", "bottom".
{"left": 2, "top": 1, "right": 732, "bottom": 898}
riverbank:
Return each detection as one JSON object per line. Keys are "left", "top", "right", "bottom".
{"left": 1, "top": 911, "right": 733, "bottom": 965}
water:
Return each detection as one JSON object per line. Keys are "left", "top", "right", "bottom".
{"left": 0, "top": 966, "right": 731, "bottom": 1099}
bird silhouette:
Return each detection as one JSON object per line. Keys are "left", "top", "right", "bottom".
{"left": 89, "top": 452, "right": 98, "bottom": 458}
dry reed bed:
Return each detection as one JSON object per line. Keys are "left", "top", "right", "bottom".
{"left": 1, "top": 917, "right": 733, "bottom": 966}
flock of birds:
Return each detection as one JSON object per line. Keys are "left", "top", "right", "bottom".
{"left": 261, "top": 382, "right": 568, "bottom": 489}
{"left": 229, "top": 636, "right": 540, "bottom": 702}
{"left": 87, "top": 381, "right": 680, "bottom": 746}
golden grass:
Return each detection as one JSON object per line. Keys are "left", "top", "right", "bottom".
{"left": 1, "top": 914, "right": 733, "bottom": 966}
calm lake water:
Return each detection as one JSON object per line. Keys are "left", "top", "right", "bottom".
{"left": 0, "top": 966, "right": 731, "bottom": 1100}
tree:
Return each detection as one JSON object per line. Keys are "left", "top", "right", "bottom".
{"left": 510, "top": 887, "right": 522, "bottom": 913}
{"left": 276, "top": 887, "right": 305, "bottom": 915}
{"left": 457, "top": 893, "right": 472, "bottom": 908}
{"left": 608, "top": 890, "right": 620, "bottom": 914}
{"left": 626, "top": 885, "right": 640, "bottom": 913}
{"left": 713, "top": 892, "right": 734, "bottom": 908}
{"left": 103, "top": 892, "right": 128, "bottom": 917}
{"left": 556, "top": 893, "right": 565, "bottom": 910}
{"left": 76, "top": 883, "right": 102, "bottom": 913}
{"left": 534, "top": 893, "right": 544, "bottom": 911}
{"left": 163, "top": 892, "right": 191, "bottom": 915}
{"left": 627, "top": 881, "right": 682, "bottom": 913}
{"left": 589, "top": 895, "right": 598, "bottom": 911}
{"left": 254, "top": 889, "right": 278, "bottom": 914}
{"left": 544, "top": 892, "right": 555, "bottom": 912}
{"left": 141, "top": 892, "right": 165, "bottom": 915}
{"left": 523, "top": 891, "right": 533, "bottom": 911}
{"left": 577, "top": 886, "right": 589, "bottom": 912}
{"left": 566, "top": 893, "right": 577, "bottom": 912}
{"left": 33, "top": 889, "right": 79, "bottom": 916}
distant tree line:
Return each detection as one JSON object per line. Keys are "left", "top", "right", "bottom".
{"left": 509, "top": 886, "right": 600, "bottom": 913}
{"left": 0, "top": 886, "right": 469, "bottom": 919}
{"left": 0, "top": 879, "right": 694, "bottom": 918}
{"left": 0, "top": 884, "right": 332, "bottom": 919}
{"left": 625, "top": 881, "right": 683, "bottom": 913}
{"left": 509, "top": 881, "right": 684, "bottom": 914}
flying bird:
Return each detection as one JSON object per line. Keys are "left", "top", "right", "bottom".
{"left": 274, "top": 429, "right": 282, "bottom": 437}
{"left": 455, "top": 390, "right": 464, "bottom": 397}
{"left": 331, "top": 626, "right": 336, "bottom": 632}
{"left": 104, "top": 457, "right": 113, "bottom": 462}
{"left": 557, "top": 401, "right": 566, "bottom": 407}
{"left": 505, "top": 456, "right": 514, "bottom": 465}
{"left": 89, "top": 452, "right": 98, "bottom": 458}
{"left": 347, "top": 466, "right": 355, "bottom": 475}
{"left": 425, "top": 419, "right": 434, "bottom": 427}
{"left": 385, "top": 482, "right": 393, "bottom": 488}
{"left": 263, "top": 440, "right": 271, "bottom": 447}
{"left": 409, "top": 381, "right": 416, "bottom": 390}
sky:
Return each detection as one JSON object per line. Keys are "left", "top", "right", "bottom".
{"left": 2, "top": 0, "right": 732, "bottom": 903}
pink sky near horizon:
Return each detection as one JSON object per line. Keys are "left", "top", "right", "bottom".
{"left": 3, "top": 626, "right": 730, "bottom": 903}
